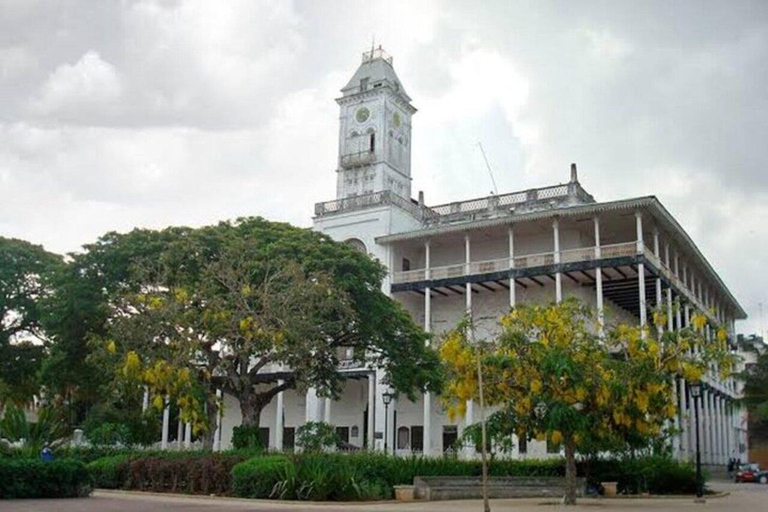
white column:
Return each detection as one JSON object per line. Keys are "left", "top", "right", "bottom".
{"left": 701, "top": 389, "right": 709, "bottom": 463}
{"left": 666, "top": 289, "right": 674, "bottom": 332}
{"left": 423, "top": 240, "right": 432, "bottom": 456}
{"left": 367, "top": 374, "right": 375, "bottom": 450}
{"left": 324, "top": 397, "right": 332, "bottom": 424}
{"left": 679, "top": 379, "right": 689, "bottom": 460}
{"left": 305, "top": 388, "right": 317, "bottom": 423}
{"left": 636, "top": 212, "right": 647, "bottom": 333}
{"left": 635, "top": 211, "right": 645, "bottom": 254}
{"left": 464, "top": 234, "right": 475, "bottom": 458}
{"left": 654, "top": 231, "right": 662, "bottom": 336}
{"left": 509, "top": 226, "right": 516, "bottom": 307}
{"left": 674, "top": 254, "right": 682, "bottom": 329}
{"left": 553, "top": 219, "right": 562, "bottom": 303}
{"left": 275, "top": 380, "right": 284, "bottom": 451}
{"left": 161, "top": 396, "right": 170, "bottom": 450}
{"left": 638, "top": 263, "right": 647, "bottom": 332}
{"left": 142, "top": 386, "right": 149, "bottom": 413}
{"left": 184, "top": 422, "right": 192, "bottom": 449}
{"left": 719, "top": 396, "right": 727, "bottom": 464}
{"left": 672, "top": 379, "right": 680, "bottom": 458}
{"left": 213, "top": 389, "right": 222, "bottom": 452}
{"left": 706, "top": 390, "right": 715, "bottom": 464}
{"left": 177, "top": 415, "right": 184, "bottom": 446}
{"left": 594, "top": 217, "right": 604, "bottom": 336}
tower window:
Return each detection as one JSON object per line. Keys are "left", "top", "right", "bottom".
{"left": 369, "top": 132, "right": 375, "bottom": 152}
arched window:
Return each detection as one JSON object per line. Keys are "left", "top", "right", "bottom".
{"left": 345, "top": 238, "right": 367, "bottom": 253}
{"left": 369, "top": 132, "right": 375, "bottom": 152}
{"left": 349, "top": 130, "right": 359, "bottom": 138}
{"left": 397, "top": 426, "right": 410, "bottom": 450}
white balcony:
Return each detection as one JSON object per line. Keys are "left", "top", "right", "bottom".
{"left": 391, "top": 242, "right": 639, "bottom": 285}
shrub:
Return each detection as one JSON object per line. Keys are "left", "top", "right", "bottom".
{"left": 231, "top": 425, "right": 263, "bottom": 451}
{"left": 232, "top": 456, "right": 291, "bottom": 498}
{"left": 582, "top": 455, "right": 698, "bottom": 495}
{"left": 295, "top": 421, "right": 338, "bottom": 452}
{"left": 125, "top": 454, "right": 247, "bottom": 495}
{"left": 0, "top": 459, "right": 91, "bottom": 499}
{"left": 88, "top": 455, "right": 131, "bottom": 489}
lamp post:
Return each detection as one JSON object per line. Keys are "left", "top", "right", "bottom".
{"left": 690, "top": 381, "right": 704, "bottom": 502}
{"left": 382, "top": 389, "right": 394, "bottom": 455}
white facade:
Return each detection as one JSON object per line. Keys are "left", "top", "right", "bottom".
{"left": 199, "top": 49, "right": 750, "bottom": 463}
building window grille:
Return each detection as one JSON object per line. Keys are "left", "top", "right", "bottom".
{"left": 397, "top": 426, "right": 410, "bottom": 450}
{"left": 410, "top": 426, "right": 424, "bottom": 452}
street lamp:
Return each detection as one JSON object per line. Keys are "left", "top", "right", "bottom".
{"left": 689, "top": 381, "right": 704, "bottom": 502}
{"left": 382, "top": 389, "right": 394, "bottom": 455}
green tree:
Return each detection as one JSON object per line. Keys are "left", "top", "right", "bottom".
{"left": 0, "top": 237, "right": 61, "bottom": 405}
{"left": 39, "top": 228, "right": 187, "bottom": 426}
{"left": 440, "top": 298, "right": 733, "bottom": 505}
{"left": 103, "top": 217, "right": 442, "bottom": 443}
{"left": 740, "top": 348, "right": 768, "bottom": 441}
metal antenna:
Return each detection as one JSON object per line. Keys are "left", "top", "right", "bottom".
{"left": 477, "top": 142, "right": 498, "bottom": 195}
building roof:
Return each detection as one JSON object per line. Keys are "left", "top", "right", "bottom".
{"left": 340, "top": 47, "right": 411, "bottom": 102}
{"left": 375, "top": 193, "right": 747, "bottom": 320}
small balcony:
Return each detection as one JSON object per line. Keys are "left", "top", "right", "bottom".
{"left": 340, "top": 150, "right": 375, "bottom": 169}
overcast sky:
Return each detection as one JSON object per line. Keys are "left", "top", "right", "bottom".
{"left": 1, "top": 0, "right": 767, "bottom": 335}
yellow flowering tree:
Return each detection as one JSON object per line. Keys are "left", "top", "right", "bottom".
{"left": 440, "top": 298, "right": 733, "bottom": 505}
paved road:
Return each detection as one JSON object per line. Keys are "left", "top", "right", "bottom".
{"left": 1, "top": 482, "right": 766, "bottom": 512}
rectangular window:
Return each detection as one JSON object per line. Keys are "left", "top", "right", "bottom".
{"left": 258, "top": 427, "right": 270, "bottom": 449}
{"left": 442, "top": 425, "right": 458, "bottom": 454}
{"left": 518, "top": 434, "right": 527, "bottom": 454}
{"left": 283, "top": 427, "right": 295, "bottom": 450}
{"left": 336, "top": 426, "right": 350, "bottom": 445}
{"left": 402, "top": 258, "right": 411, "bottom": 271}
{"left": 369, "top": 133, "right": 375, "bottom": 152}
{"left": 410, "top": 426, "right": 424, "bottom": 452}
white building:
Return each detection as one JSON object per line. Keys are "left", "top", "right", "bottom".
{"left": 208, "top": 48, "right": 749, "bottom": 465}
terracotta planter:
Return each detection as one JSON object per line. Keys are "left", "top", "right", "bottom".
{"left": 394, "top": 485, "right": 416, "bottom": 501}
{"left": 602, "top": 481, "right": 618, "bottom": 496}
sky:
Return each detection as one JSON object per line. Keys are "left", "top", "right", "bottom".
{"left": 1, "top": 0, "right": 767, "bottom": 336}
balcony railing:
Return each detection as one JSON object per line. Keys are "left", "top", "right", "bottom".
{"left": 391, "top": 241, "right": 638, "bottom": 285}
{"left": 340, "top": 150, "right": 375, "bottom": 169}
{"left": 315, "top": 190, "right": 437, "bottom": 221}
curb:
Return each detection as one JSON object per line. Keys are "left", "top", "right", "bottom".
{"left": 94, "top": 489, "right": 396, "bottom": 506}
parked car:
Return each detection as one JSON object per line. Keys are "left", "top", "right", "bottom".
{"left": 735, "top": 463, "right": 768, "bottom": 483}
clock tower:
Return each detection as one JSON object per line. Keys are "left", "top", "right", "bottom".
{"left": 335, "top": 47, "right": 416, "bottom": 200}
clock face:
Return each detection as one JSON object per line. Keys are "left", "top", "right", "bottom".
{"left": 393, "top": 112, "right": 401, "bottom": 128}
{"left": 356, "top": 107, "right": 370, "bottom": 123}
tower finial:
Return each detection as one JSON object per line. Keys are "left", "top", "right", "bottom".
{"left": 570, "top": 163, "right": 578, "bottom": 183}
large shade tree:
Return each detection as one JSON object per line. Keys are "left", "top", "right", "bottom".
{"left": 101, "top": 217, "right": 442, "bottom": 442}
{"left": 440, "top": 298, "right": 734, "bottom": 505}
{"left": 0, "top": 237, "right": 61, "bottom": 405}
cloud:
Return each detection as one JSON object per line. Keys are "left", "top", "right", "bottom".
{"left": 1, "top": 0, "right": 767, "bottom": 337}
{"left": 33, "top": 51, "right": 122, "bottom": 114}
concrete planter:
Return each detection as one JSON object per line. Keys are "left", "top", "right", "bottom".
{"left": 394, "top": 485, "right": 416, "bottom": 501}
{"left": 602, "top": 481, "right": 618, "bottom": 496}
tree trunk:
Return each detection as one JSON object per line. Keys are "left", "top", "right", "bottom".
{"left": 564, "top": 436, "right": 578, "bottom": 505}
{"left": 201, "top": 394, "right": 218, "bottom": 451}
{"left": 239, "top": 393, "right": 264, "bottom": 427}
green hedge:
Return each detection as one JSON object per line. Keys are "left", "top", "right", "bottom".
{"left": 88, "top": 455, "right": 131, "bottom": 489}
{"left": 124, "top": 454, "right": 247, "bottom": 495}
{"left": 0, "top": 459, "right": 91, "bottom": 499}
{"left": 582, "top": 456, "right": 700, "bottom": 495}
{"left": 232, "top": 455, "right": 291, "bottom": 498}
{"left": 84, "top": 452, "right": 699, "bottom": 500}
